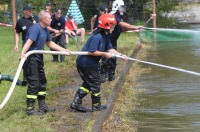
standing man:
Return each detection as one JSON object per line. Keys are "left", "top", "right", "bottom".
{"left": 90, "top": 5, "right": 108, "bottom": 32}
{"left": 14, "top": 4, "right": 38, "bottom": 86}
{"left": 21, "top": 10, "right": 70, "bottom": 116}
{"left": 100, "top": 0, "right": 143, "bottom": 82}
{"left": 48, "top": 8, "right": 66, "bottom": 62}
{"left": 45, "top": 1, "right": 52, "bottom": 15}
{"left": 70, "top": 14, "right": 127, "bottom": 112}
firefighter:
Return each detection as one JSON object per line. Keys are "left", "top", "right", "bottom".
{"left": 21, "top": 10, "right": 70, "bottom": 115}
{"left": 100, "top": 0, "right": 143, "bottom": 82}
{"left": 70, "top": 14, "right": 127, "bottom": 112}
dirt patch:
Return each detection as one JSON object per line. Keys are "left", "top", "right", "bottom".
{"left": 47, "top": 58, "right": 132, "bottom": 132}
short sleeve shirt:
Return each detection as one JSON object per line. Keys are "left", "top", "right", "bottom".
{"left": 65, "top": 20, "right": 77, "bottom": 31}
{"left": 76, "top": 33, "right": 113, "bottom": 68}
{"left": 25, "top": 23, "right": 51, "bottom": 58}
{"left": 50, "top": 14, "right": 66, "bottom": 32}
{"left": 15, "top": 16, "right": 38, "bottom": 43}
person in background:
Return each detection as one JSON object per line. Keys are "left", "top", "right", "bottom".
{"left": 100, "top": 0, "right": 143, "bottom": 82}
{"left": 45, "top": 1, "right": 52, "bottom": 15}
{"left": 48, "top": 8, "right": 66, "bottom": 62}
{"left": 14, "top": 4, "right": 38, "bottom": 86}
{"left": 21, "top": 10, "right": 71, "bottom": 116}
{"left": 65, "top": 14, "right": 85, "bottom": 45}
{"left": 70, "top": 14, "right": 127, "bottom": 112}
{"left": 90, "top": 4, "right": 108, "bottom": 32}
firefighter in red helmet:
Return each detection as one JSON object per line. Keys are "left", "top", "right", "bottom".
{"left": 70, "top": 14, "right": 127, "bottom": 112}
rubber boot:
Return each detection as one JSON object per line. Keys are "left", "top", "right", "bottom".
{"left": 60, "top": 55, "right": 65, "bottom": 62}
{"left": 70, "top": 89, "right": 89, "bottom": 112}
{"left": 100, "top": 64, "right": 107, "bottom": 83}
{"left": 38, "top": 99, "right": 56, "bottom": 113}
{"left": 108, "top": 67, "right": 115, "bottom": 81}
{"left": 92, "top": 96, "right": 107, "bottom": 112}
{"left": 101, "top": 69, "right": 107, "bottom": 83}
{"left": 52, "top": 55, "right": 58, "bottom": 62}
{"left": 27, "top": 100, "right": 44, "bottom": 116}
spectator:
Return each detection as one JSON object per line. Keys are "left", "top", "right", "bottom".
{"left": 48, "top": 8, "right": 66, "bottom": 62}
{"left": 65, "top": 14, "right": 85, "bottom": 45}
{"left": 70, "top": 14, "right": 127, "bottom": 112}
{"left": 100, "top": 0, "right": 143, "bottom": 82}
{"left": 20, "top": 10, "right": 70, "bottom": 116}
{"left": 90, "top": 5, "right": 108, "bottom": 32}
{"left": 14, "top": 4, "right": 38, "bottom": 86}
{"left": 45, "top": 1, "right": 52, "bottom": 15}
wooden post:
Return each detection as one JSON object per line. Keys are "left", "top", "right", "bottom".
{"left": 152, "top": 0, "right": 156, "bottom": 43}
{"left": 11, "top": 0, "right": 16, "bottom": 44}
{"left": 153, "top": 0, "right": 156, "bottom": 28}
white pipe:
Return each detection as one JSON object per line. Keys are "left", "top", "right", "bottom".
{"left": 0, "top": 50, "right": 89, "bottom": 110}
{"left": 115, "top": 55, "right": 200, "bottom": 76}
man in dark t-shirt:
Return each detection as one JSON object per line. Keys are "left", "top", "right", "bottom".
{"left": 21, "top": 10, "right": 70, "bottom": 116}
{"left": 47, "top": 8, "right": 66, "bottom": 62}
{"left": 14, "top": 4, "right": 38, "bottom": 86}
{"left": 15, "top": 4, "right": 38, "bottom": 52}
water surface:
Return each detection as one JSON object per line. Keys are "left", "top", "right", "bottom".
{"left": 134, "top": 41, "right": 200, "bottom": 132}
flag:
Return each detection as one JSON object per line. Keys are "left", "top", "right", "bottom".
{"left": 65, "top": 0, "right": 84, "bottom": 24}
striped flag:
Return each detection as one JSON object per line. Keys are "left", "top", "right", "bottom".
{"left": 65, "top": 0, "right": 84, "bottom": 24}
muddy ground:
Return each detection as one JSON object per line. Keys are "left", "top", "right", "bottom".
{"left": 48, "top": 59, "right": 128, "bottom": 132}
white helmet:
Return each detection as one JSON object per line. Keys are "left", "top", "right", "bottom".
{"left": 110, "top": 0, "right": 125, "bottom": 14}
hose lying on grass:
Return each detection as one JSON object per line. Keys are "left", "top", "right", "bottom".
{"left": 0, "top": 72, "right": 26, "bottom": 86}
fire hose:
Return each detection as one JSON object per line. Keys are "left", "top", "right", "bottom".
{"left": 0, "top": 73, "right": 24, "bottom": 86}
{"left": 1, "top": 50, "right": 200, "bottom": 110}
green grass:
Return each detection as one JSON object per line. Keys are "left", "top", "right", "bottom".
{"left": 0, "top": 27, "right": 139, "bottom": 131}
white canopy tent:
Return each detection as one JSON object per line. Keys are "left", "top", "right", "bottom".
{"left": 65, "top": 0, "right": 84, "bottom": 24}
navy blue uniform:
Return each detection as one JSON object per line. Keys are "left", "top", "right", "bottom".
{"left": 75, "top": 31, "right": 112, "bottom": 110}
{"left": 25, "top": 23, "right": 51, "bottom": 105}
{"left": 50, "top": 14, "right": 66, "bottom": 62}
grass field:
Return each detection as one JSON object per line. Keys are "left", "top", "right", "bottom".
{"left": 0, "top": 27, "right": 140, "bottom": 131}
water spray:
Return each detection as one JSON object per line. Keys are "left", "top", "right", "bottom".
{"left": 144, "top": 27, "right": 200, "bottom": 33}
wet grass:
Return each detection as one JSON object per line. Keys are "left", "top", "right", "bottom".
{"left": 0, "top": 27, "right": 140, "bottom": 131}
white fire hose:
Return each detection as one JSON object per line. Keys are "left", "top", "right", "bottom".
{"left": 0, "top": 50, "right": 89, "bottom": 110}
{"left": 1, "top": 51, "right": 200, "bottom": 110}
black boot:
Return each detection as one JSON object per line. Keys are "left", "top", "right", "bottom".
{"left": 38, "top": 99, "right": 56, "bottom": 113}
{"left": 92, "top": 96, "right": 107, "bottom": 112}
{"left": 108, "top": 67, "right": 115, "bottom": 81}
{"left": 27, "top": 100, "right": 44, "bottom": 116}
{"left": 92, "top": 103, "right": 107, "bottom": 112}
{"left": 101, "top": 69, "right": 107, "bottom": 83}
{"left": 60, "top": 55, "right": 65, "bottom": 62}
{"left": 70, "top": 89, "right": 89, "bottom": 112}
{"left": 100, "top": 63, "right": 108, "bottom": 83}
